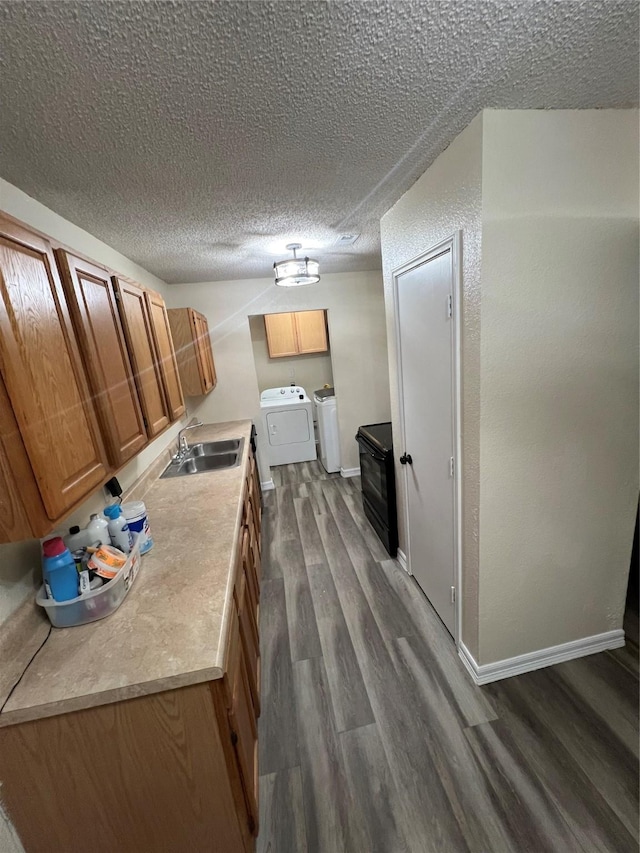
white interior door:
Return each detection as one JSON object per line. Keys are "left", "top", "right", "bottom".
{"left": 395, "top": 239, "right": 458, "bottom": 637}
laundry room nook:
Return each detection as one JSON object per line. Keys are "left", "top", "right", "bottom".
{"left": 249, "top": 309, "right": 341, "bottom": 481}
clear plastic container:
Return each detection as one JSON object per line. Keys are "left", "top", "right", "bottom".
{"left": 36, "top": 534, "right": 142, "bottom": 628}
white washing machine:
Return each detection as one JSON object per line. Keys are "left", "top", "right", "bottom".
{"left": 260, "top": 386, "right": 317, "bottom": 467}
{"left": 314, "top": 388, "right": 341, "bottom": 473}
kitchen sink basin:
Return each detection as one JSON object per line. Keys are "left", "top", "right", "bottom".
{"left": 189, "top": 438, "right": 242, "bottom": 457}
{"left": 160, "top": 437, "right": 244, "bottom": 479}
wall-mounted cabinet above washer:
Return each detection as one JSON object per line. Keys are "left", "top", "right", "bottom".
{"left": 264, "top": 309, "right": 328, "bottom": 358}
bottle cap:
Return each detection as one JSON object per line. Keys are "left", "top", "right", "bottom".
{"left": 103, "top": 504, "right": 122, "bottom": 519}
{"left": 69, "top": 525, "right": 80, "bottom": 534}
{"left": 43, "top": 537, "right": 66, "bottom": 557}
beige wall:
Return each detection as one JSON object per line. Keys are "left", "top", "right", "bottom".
{"left": 380, "top": 109, "right": 639, "bottom": 666}
{"left": 380, "top": 113, "right": 484, "bottom": 657}
{"left": 479, "top": 109, "right": 639, "bottom": 662}
{"left": 0, "top": 179, "right": 189, "bottom": 625}
{"left": 164, "top": 271, "right": 390, "bottom": 478}
{"left": 248, "top": 314, "right": 334, "bottom": 410}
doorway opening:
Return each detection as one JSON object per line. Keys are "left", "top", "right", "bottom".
{"left": 249, "top": 310, "right": 339, "bottom": 481}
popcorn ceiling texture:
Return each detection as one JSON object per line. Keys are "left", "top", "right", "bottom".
{"left": 0, "top": 0, "right": 637, "bottom": 283}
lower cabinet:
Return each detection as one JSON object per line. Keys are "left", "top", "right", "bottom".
{"left": 0, "top": 679, "right": 257, "bottom": 852}
{"left": 0, "top": 448, "right": 263, "bottom": 852}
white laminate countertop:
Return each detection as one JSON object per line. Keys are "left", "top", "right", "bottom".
{"left": 0, "top": 420, "right": 253, "bottom": 728}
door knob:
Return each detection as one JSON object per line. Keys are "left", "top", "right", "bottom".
{"left": 399, "top": 453, "right": 413, "bottom": 465}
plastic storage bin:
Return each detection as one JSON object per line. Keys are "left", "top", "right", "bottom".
{"left": 36, "top": 534, "right": 142, "bottom": 628}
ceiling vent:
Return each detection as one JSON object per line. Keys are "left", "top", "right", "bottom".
{"left": 335, "top": 233, "right": 360, "bottom": 247}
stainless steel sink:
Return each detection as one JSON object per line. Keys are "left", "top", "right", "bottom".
{"left": 160, "top": 437, "right": 244, "bottom": 479}
{"left": 189, "top": 439, "right": 242, "bottom": 457}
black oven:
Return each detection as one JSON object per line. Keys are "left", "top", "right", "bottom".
{"left": 355, "top": 422, "right": 398, "bottom": 557}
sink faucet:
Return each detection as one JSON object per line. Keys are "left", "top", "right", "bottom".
{"left": 175, "top": 421, "right": 204, "bottom": 460}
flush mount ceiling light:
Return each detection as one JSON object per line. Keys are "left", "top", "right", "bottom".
{"left": 273, "top": 243, "right": 320, "bottom": 287}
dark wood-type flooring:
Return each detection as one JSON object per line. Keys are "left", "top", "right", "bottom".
{"left": 257, "top": 461, "right": 639, "bottom": 853}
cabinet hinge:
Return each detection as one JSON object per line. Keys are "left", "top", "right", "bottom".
{"left": 449, "top": 456, "right": 455, "bottom": 478}
{"left": 451, "top": 586, "right": 456, "bottom": 604}
{"left": 447, "top": 294, "right": 453, "bottom": 318}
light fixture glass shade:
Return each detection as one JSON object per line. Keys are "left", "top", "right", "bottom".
{"left": 273, "top": 245, "right": 320, "bottom": 287}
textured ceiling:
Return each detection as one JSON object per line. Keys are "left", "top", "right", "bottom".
{"left": 0, "top": 1, "right": 638, "bottom": 283}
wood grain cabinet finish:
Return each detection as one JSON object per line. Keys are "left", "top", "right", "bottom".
{"left": 263, "top": 311, "right": 299, "bottom": 357}
{"left": 55, "top": 251, "right": 147, "bottom": 468}
{"left": 0, "top": 682, "right": 255, "bottom": 853}
{"left": 264, "top": 309, "right": 328, "bottom": 358}
{"left": 145, "top": 290, "right": 186, "bottom": 420}
{"left": 168, "top": 307, "right": 217, "bottom": 396}
{"left": 294, "top": 308, "right": 329, "bottom": 354}
{"left": 0, "top": 218, "right": 108, "bottom": 524}
{"left": 0, "top": 449, "right": 263, "bottom": 852}
{"left": 112, "top": 277, "right": 171, "bottom": 438}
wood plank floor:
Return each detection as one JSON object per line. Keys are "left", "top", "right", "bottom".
{"left": 257, "top": 461, "right": 639, "bottom": 853}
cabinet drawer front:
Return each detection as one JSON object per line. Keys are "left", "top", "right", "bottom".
{"left": 0, "top": 231, "right": 108, "bottom": 519}
{"left": 113, "top": 278, "right": 170, "bottom": 437}
{"left": 57, "top": 252, "right": 147, "bottom": 467}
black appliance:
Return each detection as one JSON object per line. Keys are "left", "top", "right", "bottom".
{"left": 355, "top": 422, "right": 398, "bottom": 557}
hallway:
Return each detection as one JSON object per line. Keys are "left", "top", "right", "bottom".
{"left": 257, "top": 462, "right": 639, "bottom": 852}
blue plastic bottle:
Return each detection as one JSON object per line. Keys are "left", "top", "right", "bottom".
{"left": 42, "top": 537, "right": 79, "bottom": 602}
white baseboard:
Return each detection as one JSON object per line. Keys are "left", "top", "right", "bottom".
{"left": 396, "top": 548, "right": 409, "bottom": 573}
{"left": 260, "top": 479, "right": 275, "bottom": 491}
{"left": 340, "top": 467, "right": 361, "bottom": 478}
{"left": 458, "top": 629, "right": 625, "bottom": 685}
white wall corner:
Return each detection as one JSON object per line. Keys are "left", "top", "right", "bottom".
{"left": 458, "top": 630, "right": 626, "bottom": 686}
{"left": 340, "top": 467, "right": 361, "bottom": 478}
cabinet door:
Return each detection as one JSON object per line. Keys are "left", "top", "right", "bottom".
{"left": 145, "top": 290, "right": 185, "bottom": 420}
{"left": 235, "top": 546, "right": 260, "bottom": 717}
{"left": 0, "top": 221, "right": 108, "bottom": 520}
{"left": 228, "top": 626, "right": 259, "bottom": 837}
{"left": 201, "top": 314, "right": 217, "bottom": 390}
{"left": 294, "top": 309, "right": 328, "bottom": 354}
{"left": 113, "top": 278, "right": 170, "bottom": 438}
{"left": 194, "top": 312, "right": 216, "bottom": 393}
{"left": 56, "top": 252, "right": 147, "bottom": 467}
{"left": 264, "top": 312, "right": 298, "bottom": 358}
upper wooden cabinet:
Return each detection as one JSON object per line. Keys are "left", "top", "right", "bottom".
{"left": 0, "top": 215, "right": 187, "bottom": 543}
{"left": 145, "top": 290, "right": 186, "bottom": 420}
{"left": 112, "top": 278, "right": 171, "bottom": 439}
{"left": 168, "top": 308, "right": 217, "bottom": 396}
{"left": 0, "top": 219, "right": 108, "bottom": 524}
{"left": 56, "top": 251, "right": 147, "bottom": 468}
{"left": 264, "top": 309, "right": 328, "bottom": 358}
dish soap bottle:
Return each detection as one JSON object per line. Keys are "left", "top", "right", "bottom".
{"left": 103, "top": 504, "right": 132, "bottom": 553}
{"left": 42, "top": 537, "right": 79, "bottom": 602}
